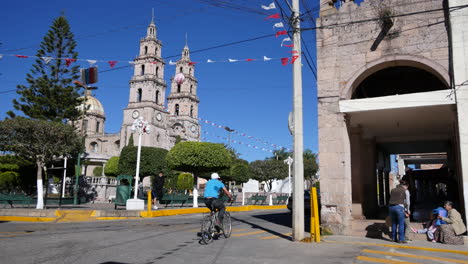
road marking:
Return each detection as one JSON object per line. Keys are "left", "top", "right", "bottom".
{"left": 231, "top": 230, "right": 267, "bottom": 237}
{"left": 356, "top": 256, "right": 419, "bottom": 264}
{"left": 362, "top": 249, "right": 468, "bottom": 264}
{"left": 260, "top": 232, "right": 292, "bottom": 240}
{"left": 323, "top": 240, "right": 468, "bottom": 256}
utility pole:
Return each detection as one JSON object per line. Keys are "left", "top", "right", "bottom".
{"left": 292, "top": 0, "right": 305, "bottom": 242}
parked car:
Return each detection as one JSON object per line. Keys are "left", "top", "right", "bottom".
{"left": 287, "top": 189, "right": 320, "bottom": 214}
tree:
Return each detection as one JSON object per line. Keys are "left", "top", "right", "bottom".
{"left": 0, "top": 117, "right": 83, "bottom": 209}
{"left": 118, "top": 146, "right": 168, "bottom": 177}
{"left": 104, "top": 156, "right": 119, "bottom": 176}
{"left": 7, "top": 16, "right": 83, "bottom": 122}
{"left": 249, "top": 159, "right": 288, "bottom": 192}
{"left": 0, "top": 155, "right": 35, "bottom": 194}
{"left": 221, "top": 158, "right": 250, "bottom": 184}
{"left": 177, "top": 173, "right": 193, "bottom": 191}
{"left": 92, "top": 166, "right": 103, "bottom": 176}
{"left": 303, "top": 149, "right": 319, "bottom": 181}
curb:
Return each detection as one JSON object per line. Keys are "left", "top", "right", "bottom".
{"left": 0, "top": 205, "right": 287, "bottom": 223}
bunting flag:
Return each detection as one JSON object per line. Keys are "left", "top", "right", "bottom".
{"left": 188, "top": 61, "right": 197, "bottom": 65}
{"left": 169, "top": 60, "right": 176, "bottom": 65}
{"left": 128, "top": 61, "right": 136, "bottom": 65}
{"left": 41, "top": 56, "right": 53, "bottom": 64}
{"left": 207, "top": 59, "right": 215, "bottom": 63}
{"left": 87, "top": 60, "right": 97, "bottom": 66}
{"left": 0, "top": 54, "right": 3, "bottom": 60}
{"left": 246, "top": 59, "right": 255, "bottom": 62}
{"left": 15, "top": 55, "right": 28, "bottom": 58}
{"left": 288, "top": 51, "right": 298, "bottom": 54}
{"left": 65, "top": 58, "right": 76, "bottom": 67}
{"left": 265, "top": 13, "right": 280, "bottom": 20}
{"left": 263, "top": 56, "right": 272, "bottom": 61}
{"left": 283, "top": 44, "right": 294, "bottom": 48}
{"left": 276, "top": 30, "right": 287, "bottom": 38}
{"left": 281, "top": 37, "right": 291, "bottom": 47}
{"left": 281, "top": 57, "right": 289, "bottom": 65}
{"left": 291, "top": 55, "right": 299, "bottom": 64}
{"left": 228, "top": 59, "right": 238, "bottom": 62}
{"left": 108, "top": 60, "right": 118, "bottom": 68}
{"left": 261, "top": 2, "right": 276, "bottom": 10}
{"left": 273, "top": 22, "right": 284, "bottom": 29}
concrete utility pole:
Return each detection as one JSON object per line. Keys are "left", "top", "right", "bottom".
{"left": 292, "top": 0, "right": 305, "bottom": 242}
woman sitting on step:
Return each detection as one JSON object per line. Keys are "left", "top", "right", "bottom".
{"left": 434, "top": 201, "right": 467, "bottom": 245}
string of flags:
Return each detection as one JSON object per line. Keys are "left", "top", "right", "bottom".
{"left": 201, "top": 130, "right": 275, "bottom": 154}
{"left": 199, "top": 117, "right": 292, "bottom": 152}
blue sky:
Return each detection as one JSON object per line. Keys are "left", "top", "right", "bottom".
{"left": 0, "top": 0, "right": 320, "bottom": 162}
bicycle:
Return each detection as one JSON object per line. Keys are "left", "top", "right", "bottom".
{"left": 200, "top": 200, "right": 232, "bottom": 244}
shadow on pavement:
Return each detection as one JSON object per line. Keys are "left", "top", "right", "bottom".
{"left": 232, "top": 212, "right": 302, "bottom": 240}
{"left": 250, "top": 212, "right": 312, "bottom": 233}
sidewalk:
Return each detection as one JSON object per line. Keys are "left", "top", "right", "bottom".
{"left": 0, "top": 202, "right": 287, "bottom": 222}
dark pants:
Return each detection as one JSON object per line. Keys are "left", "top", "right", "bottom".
{"left": 389, "top": 205, "right": 405, "bottom": 242}
{"left": 204, "top": 198, "right": 225, "bottom": 222}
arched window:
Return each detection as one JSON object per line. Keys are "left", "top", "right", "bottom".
{"left": 189, "top": 68, "right": 192, "bottom": 75}
{"left": 155, "top": 47, "right": 158, "bottom": 55}
{"left": 156, "top": 66, "right": 159, "bottom": 77}
{"left": 175, "top": 104, "right": 180, "bottom": 116}
{"left": 156, "top": 133, "right": 160, "bottom": 142}
{"left": 82, "top": 119, "right": 88, "bottom": 132}
{"left": 177, "top": 84, "right": 181, "bottom": 93}
{"left": 115, "top": 140, "right": 120, "bottom": 149}
{"left": 190, "top": 105, "right": 193, "bottom": 117}
{"left": 190, "top": 85, "right": 193, "bottom": 93}
{"left": 96, "top": 121, "right": 100, "bottom": 133}
{"left": 90, "top": 142, "right": 98, "bottom": 153}
{"left": 180, "top": 67, "right": 183, "bottom": 73}
{"left": 144, "top": 46, "right": 148, "bottom": 55}
{"left": 156, "top": 90, "right": 160, "bottom": 104}
{"left": 141, "top": 65, "right": 145, "bottom": 75}
{"left": 137, "top": 88, "right": 142, "bottom": 102}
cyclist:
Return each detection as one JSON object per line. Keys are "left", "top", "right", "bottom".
{"left": 204, "top": 173, "right": 233, "bottom": 226}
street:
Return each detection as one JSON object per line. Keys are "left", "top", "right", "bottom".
{"left": 1, "top": 209, "right": 467, "bottom": 264}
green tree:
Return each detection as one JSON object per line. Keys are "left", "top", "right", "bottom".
{"left": 92, "top": 166, "right": 103, "bottom": 176}
{"left": 249, "top": 159, "right": 288, "bottom": 191}
{"left": 104, "top": 156, "right": 119, "bottom": 176}
{"left": 303, "top": 149, "right": 319, "bottom": 180}
{"left": 0, "top": 171, "right": 19, "bottom": 192}
{"left": 7, "top": 16, "right": 83, "bottom": 122}
{"left": 0, "top": 155, "right": 35, "bottom": 194}
{"left": 177, "top": 173, "right": 193, "bottom": 191}
{"left": 0, "top": 117, "right": 83, "bottom": 209}
{"left": 118, "top": 146, "right": 168, "bottom": 177}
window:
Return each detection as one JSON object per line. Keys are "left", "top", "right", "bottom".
{"left": 189, "top": 68, "right": 192, "bottom": 75}
{"left": 90, "top": 142, "right": 98, "bottom": 153}
{"left": 144, "top": 46, "right": 148, "bottom": 55}
{"left": 175, "top": 104, "right": 180, "bottom": 116}
{"left": 115, "top": 140, "right": 120, "bottom": 149}
{"left": 96, "top": 121, "right": 100, "bottom": 133}
{"left": 156, "top": 133, "right": 160, "bottom": 142}
{"left": 156, "top": 90, "right": 160, "bottom": 104}
{"left": 141, "top": 65, "right": 145, "bottom": 75}
{"left": 156, "top": 66, "right": 159, "bottom": 77}
{"left": 180, "top": 67, "right": 183, "bottom": 73}
{"left": 137, "top": 88, "right": 142, "bottom": 102}
{"left": 177, "top": 84, "right": 181, "bottom": 93}
{"left": 82, "top": 119, "right": 88, "bottom": 132}
{"left": 190, "top": 105, "right": 193, "bottom": 117}
{"left": 190, "top": 85, "right": 193, "bottom": 93}
{"left": 155, "top": 47, "right": 158, "bottom": 54}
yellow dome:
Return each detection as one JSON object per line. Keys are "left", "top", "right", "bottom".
{"left": 79, "top": 96, "right": 105, "bottom": 117}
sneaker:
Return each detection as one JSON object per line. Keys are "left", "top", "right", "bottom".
{"left": 431, "top": 239, "right": 436, "bottom": 243}
{"left": 153, "top": 205, "right": 158, "bottom": 210}
{"left": 405, "top": 238, "right": 412, "bottom": 242}
{"left": 410, "top": 227, "right": 418, "bottom": 233}
{"left": 399, "top": 240, "right": 408, "bottom": 244}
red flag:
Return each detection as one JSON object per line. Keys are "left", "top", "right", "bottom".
{"left": 15, "top": 55, "right": 28, "bottom": 58}
{"left": 288, "top": 51, "right": 298, "bottom": 54}
{"left": 281, "top": 57, "right": 289, "bottom": 65}
{"left": 283, "top": 44, "right": 294, "bottom": 48}
{"left": 188, "top": 62, "right": 197, "bottom": 65}
{"left": 65, "top": 58, "right": 76, "bottom": 67}
{"left": 246, "top": 59, "right": 255, "bottom": 62}
{"left": 276, "top": 30, "right": 287, "bottom": 38}
{"left": 108, "top": 61, "right": 118, "bottom": 68}
{"left": 265, "top": 13, "right": 280, "bottom": 19}
{"left": 291, "top": 56, "right": 299, "bottom": 64}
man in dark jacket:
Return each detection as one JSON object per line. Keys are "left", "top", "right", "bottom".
{"left": 152, "top": 172, "right": 165, "bottom": 210}
{"left": 388, "top": 180, "right": 409, "bottom": 243}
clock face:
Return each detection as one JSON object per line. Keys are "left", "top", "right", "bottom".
{"left": 132, "top": 110, "right": 139, "bottom": 119}
{"left": 156, "top": 113, "right": 162, "bottom": 121}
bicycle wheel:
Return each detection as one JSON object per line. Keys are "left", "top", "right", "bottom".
{"left": 201, "top": 215, "right": 214, "bottom": 244}
{"left": 222, "top": 212, "right": 232, "bottom": 238}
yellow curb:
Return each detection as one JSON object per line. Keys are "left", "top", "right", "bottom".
{"left": 96, "top": 217, "right": 140, "bottom": 221}
{"left": 324, "top": 240, "right": 468, "bottom": 256}
{"left": 356, "top": 255, "right": 418, "bottom": 264}
{"left": 0, "top": 216, "right": 55, "bottom": 222}
{"left": 362, "top": 249, "right": 468, "bottom": 264}
{"left": 140, "top": 205, "right": 287, "bottom": 217}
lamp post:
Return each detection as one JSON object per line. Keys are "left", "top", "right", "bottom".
{"left": 126, "top": 117, "right": 150, "bottom": 210}
{"left": 224, "top": 126, "right": 234, "bottom": 146}
{"left": 284, "top": 156, "right": 293, "bottom": 197}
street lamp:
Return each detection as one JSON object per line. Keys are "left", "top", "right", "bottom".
{"left": 284, "top": 156, "right": 293, "bottom": 197}
{"left": 224, "top": 126, "right": 235, "bottom": 146}
{"left": 126, "top": 117, "right": 151, "bottom": 210}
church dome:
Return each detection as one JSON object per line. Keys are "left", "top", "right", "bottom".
{"left": 79, "top": 95, "right": 105, "bottom": 117}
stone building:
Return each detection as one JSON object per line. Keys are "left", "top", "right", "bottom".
{"left": 316, "top": 0, "right": 468, "bottom": 234}
{"left": 77, "top": 17, "right": 201, "bottom": 176}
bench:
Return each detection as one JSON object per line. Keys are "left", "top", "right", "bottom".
{"left": 160, "top": 193, "right": 189, "bottom": 208}
{"left": 272, "top": 195, "right": 289, "bottom": 205}
{"left": 0, "top": 193, "right": 33, "bottom": 208}
{"left": 219, "top": 194, "right": 238, "bottom": 206}
{"left": 247, "top": 193, "right": 267, "bottom": 205}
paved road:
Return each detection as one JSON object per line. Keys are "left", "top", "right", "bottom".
{"left": 1, "top": 209, "right": 467, "bottom": 264}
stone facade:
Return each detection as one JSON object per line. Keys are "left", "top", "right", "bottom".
{"left": 317, "top": 0, "right": 451, "bottom": 234}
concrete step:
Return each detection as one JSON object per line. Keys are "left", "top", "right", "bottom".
{"left": 351, "top": 219, "right": 430, "bottom": 241}
{"left": 55, "top": 210, "right": 96, "bottom": 222}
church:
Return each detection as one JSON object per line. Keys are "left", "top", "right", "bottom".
{"left": 75, "top": 17, "right": 201, "bottom": 176}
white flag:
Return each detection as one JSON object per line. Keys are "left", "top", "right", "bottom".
{"left": 41, "top": 56, "right": 53, "bottom": 64}
{"left": 169, "top": 60, "right": 176, "bottom": 65}
{"left": 87, "top": 60, "right": 97, "bottom": 66}
{"left": 0, "top": 54, "right": 3, "bottom": 60}
{"left": 261, "top": 2, "right": 276, "bottom": 10}
{"left": 263, "top": 56, "right": 272, "bottom": 61}
{"left": 273, "top": 22, "right": 284, "bottom": 29}
{"left": 281, "top": 37, "right": 291, "bottom": 47}
{"left": 207, "top": 59, "right": 215, "bottom": 63}
{"left": 228, "top": 59, "right": 238, "bottom": 62}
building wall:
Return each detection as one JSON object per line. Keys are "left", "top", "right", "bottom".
{"left": 317, "top": 0, "right": 449, "bottom": 234}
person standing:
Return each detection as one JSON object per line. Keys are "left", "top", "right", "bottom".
{"left": 388, "top": 180, "right": 410, "bottom": 243}
{"left": 152, "top": 172, "right": 165, "bottom": 210}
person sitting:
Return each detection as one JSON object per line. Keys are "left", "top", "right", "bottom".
{"left": 203, "top": 173, "right": 233, "bottom": 227}
{"left": 434, "top": 201, "right": 467, "bottom": 245}
{"left": 411, "top": 208, "right": 447, "bottom": 242}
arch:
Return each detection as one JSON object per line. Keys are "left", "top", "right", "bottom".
{"left": 144, "top": 46, "right": 148, "bottom": 55}
{"left": 341, "top": 55, "right": 450, "bottom": 100}
{"left": 137, "top": 88, "right": 142, "bottom": 102}
{"left": 189, "top": 68, "right": 192, "bottom": 75}
{"left": 96, "top": 121, "right": 100, "bottom": 133}
{"left": 177, "top": 84, "right": 181, "bottom": 93}
{"left": 155, "top": 47, "right": 158, "bottom": 55}
{"left": 190, "top": 85, "right": 193, "bottom": 94}
{"left": 90, "top": 142, "right": 98, "bottom": 153}
{"left": 114, "top": 140, "right": 120, "bottom": 149}
{"left": 175, "top": 104, "right": 180, "bottom": 116}
{"left": 180, "top": 67, "right": 183, "bottom": 73}
{"left": 156, "top": 90, "right": 160, "bottom": 104}
{"left": 190, "top": 105, "right": 193, "bottom": 117}
{"left": 156, "top": 66, "right": 159, "bottom": 77}
{"left": 141, "top": 65, "right": 145, "bottom": 75}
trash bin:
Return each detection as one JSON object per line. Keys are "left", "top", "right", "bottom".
{"left": 114, "top": 175, "right": 133, "bottom": 209}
